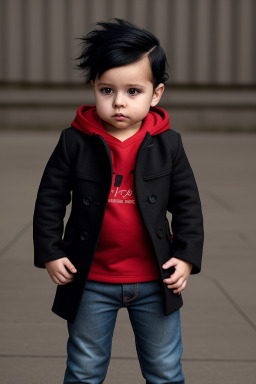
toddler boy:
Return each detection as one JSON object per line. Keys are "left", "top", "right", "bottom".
{"left": 34, "top": 19, "right": 204, "bottom": 384}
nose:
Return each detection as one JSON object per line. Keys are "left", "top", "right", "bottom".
{"left": 113, "top": 92, "right": 126, "bottom": 108}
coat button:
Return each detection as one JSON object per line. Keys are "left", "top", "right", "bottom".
{"left": 80, "top": 232, "right": 89, "bottom": 241}
{"left": 156, "top": 227, "right": 164, "bottom": 239}
{"left": 148, "top": 194, "right": 157, "bottom": 204}
{"left": 83, "top": 196, "right": 93, "bottom": 206}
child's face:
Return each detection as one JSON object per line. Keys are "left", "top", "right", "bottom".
{"left": 91, "top": 56, "right": 164, "bottom": 135}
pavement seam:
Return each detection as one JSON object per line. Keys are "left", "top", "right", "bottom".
{"left": 202, "top": 274, "right": 256, "bottom": 333}
{"left": 0, "top": 221, "right": 32, "bottom": 258}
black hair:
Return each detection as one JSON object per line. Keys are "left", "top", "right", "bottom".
{"left": 76, "top": 19, "right": 169, "bottom": 88}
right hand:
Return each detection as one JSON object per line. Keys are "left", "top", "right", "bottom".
{"left": 44, "top": 257, "right": 77, "bottom": 285}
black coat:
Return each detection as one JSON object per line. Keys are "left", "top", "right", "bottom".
{"left": 33, "top": 127, "right": 204, "bottom": 323}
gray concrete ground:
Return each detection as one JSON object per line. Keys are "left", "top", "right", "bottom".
{"left": 0, "top": 131, "right": 256, "bottom": 383}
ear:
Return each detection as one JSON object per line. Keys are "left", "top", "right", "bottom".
{"left": 151, "top": 83, "right": 165, "bottom": 107}
{"left": 90, "top": 80, "right": 95, "bottom": 88}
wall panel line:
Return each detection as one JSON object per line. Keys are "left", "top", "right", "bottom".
{"left": 0, "top": 0, "right": 255, "bottom": 85}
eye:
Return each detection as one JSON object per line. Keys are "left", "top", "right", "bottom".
{"left": 128, "top": 88, "right": 140, "bottom": 96}
{"left": 101, "top": 88, "right": 113, "bottom": 95}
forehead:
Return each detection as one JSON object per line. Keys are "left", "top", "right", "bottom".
{"left": 97, "top": 55, "right": 153, "bottom": 85}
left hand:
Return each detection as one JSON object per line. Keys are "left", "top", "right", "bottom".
{"left": 162, "top": 258, "right": 193, "bottom": 294}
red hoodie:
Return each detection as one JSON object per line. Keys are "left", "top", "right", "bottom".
{"left": 71, "top": 105, "right": 170, "bottom": 283}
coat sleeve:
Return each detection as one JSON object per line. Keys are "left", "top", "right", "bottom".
{"left": 167, "top": 133, "right": 204, "bottom": 274}
{"left": 33, "top": 130, "right": 72, "bottom": 268}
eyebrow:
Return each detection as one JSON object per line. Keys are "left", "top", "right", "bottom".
{"left": 127, "top": 84, "right": 146, "bottom": 89}
{"left": 97, "top": 83, "right": 145, "bottom": 90}
{"left": 97, "top": 83, "right": 112, "bottom": 87}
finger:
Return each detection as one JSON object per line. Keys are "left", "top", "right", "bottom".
{"left": 163, "top": 270, "right": 182, "bottom": 285}
{"left": 55, "top": 260, "right": 76, "bottom": 279}
{"left": 173, "top": 280, "right": 187, "bottom": 294}
{"left": 58, "top": 265, "right": 74, "bottom": 280}
{"left": 55, "top": 271, "right": 74, "bottom": 284}
{"left": 166, "top": 277, "right": 184, "bottom": 290}
{"left": 63, "top": 258, "right": 77, "bottom": 273}
{"left": 53, "top": 273, "right": 73, "bottom": 285}
{"left": 162, "top": 257, "right": 178, "bottom": 269}
{"left": 51, "top": 274, "right": 65, "bottom": 285}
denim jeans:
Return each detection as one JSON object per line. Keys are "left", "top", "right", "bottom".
{"left": 63, "top": 280, "right": 185, "bottom": 384}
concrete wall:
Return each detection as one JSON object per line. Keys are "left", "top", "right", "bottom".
{"left": 0, "top": 0, "right": 255, "bottom": 130}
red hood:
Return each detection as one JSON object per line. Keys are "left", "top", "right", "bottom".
{"left": 71, "top": 105, "right": 170, "bottom": 145}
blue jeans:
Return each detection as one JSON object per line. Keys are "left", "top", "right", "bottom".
{"left": 63, "top": 280, "right": 185, "bottom": 384}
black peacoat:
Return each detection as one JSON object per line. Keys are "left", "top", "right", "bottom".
{"left": 33, "top": 127, "right": 204, "bottom": 323}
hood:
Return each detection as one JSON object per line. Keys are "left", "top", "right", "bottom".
{"left": 71, "top": 105, "right": 170, "bottom": 144}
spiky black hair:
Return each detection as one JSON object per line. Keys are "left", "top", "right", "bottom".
{"left": 76, "top": 19, "right": 169, "bottom": 88}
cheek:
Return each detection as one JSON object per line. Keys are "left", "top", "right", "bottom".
{"left": 138, "top": 94, "right": 154, "bottom": 107}
{"left": 95, "top": 97, "right": 109, "bottom": 114}
{"left": 133, "top": 100, "right": 152, "bottom": 116}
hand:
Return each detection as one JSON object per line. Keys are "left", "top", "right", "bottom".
{"left": 162, "top": 258, "right": 193, "bottom": 294}
{"left": 45, "top": 257, "right": 77, "bottom": 285}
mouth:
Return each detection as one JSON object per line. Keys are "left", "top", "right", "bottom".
{"left": 113, "top": 113, "right": 127, "bottom": 121}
